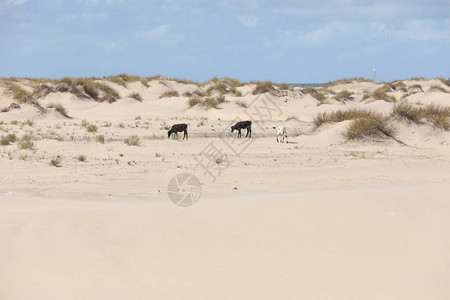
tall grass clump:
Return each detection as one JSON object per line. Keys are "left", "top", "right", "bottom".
{"left": 188, "top": 96, "right": 202, "bottom": 107}
{"left": 159, "top": 90, "right": 179, "bottom": 98}
{"left": 345, "top": 117, "right": 395, "bottom": 140}
{"left": 128, "top": 92, "right": 143, "bottom": 101}
{"left": 313, "top": 109, "right": 380, "bottom": 129}
{"left": 392, "top": 102, "right": 450, "bottom": 130}
{"left": 371, "top": 87, "right": 396, "bottom": 102}
{"left": 0, "top": 133, "right": 17, "bottom": 146}
{"left": 3, "top": 82, "right": 31, "bottom": 103}
{"left": 333, "top": 90, "right": 353, "bottom": 101}
{"left": 17, "top": 134, "right": 34, "bottom": 150}
{"left": 86, "top": 124, "right": 98, "bottom": 133}
{"left": 302, "top": 87, "right": 326, "bottom": 101}
{"left": 124, "top": 135, "right": 141, "bottom": 146}
{"left": 252, "top": 81, "right": 276, "bottom": 95}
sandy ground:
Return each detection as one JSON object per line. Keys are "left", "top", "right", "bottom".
{"left": 1, "top": 78, "right": 450, "bottom": 299}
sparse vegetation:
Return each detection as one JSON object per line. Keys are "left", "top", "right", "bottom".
{"left": 286, "top": 115, "right": 299, "bottom": 121}
{"left": 188, "top": 96, "right": 202, "bottom": 107}
{"left": 252, "top": 81, "right": 276, "bottom": 95}
{"left": 372, "top": 87, "right": 396, "bottom": 102}
{"left": 314, "top": 109, "right": 381, "bottom": 129}
{"left": 3, "top": 82, "right": 31, "bottom": 103}
{"left": 345, "top": 117, "right": 395, "bottom": 140}
{"left": 96, "top": 135, "right": 105, "bottom": 144}
{"left": 0, "top": 133, "right": 17, "bottom": 146}
{"left": 235, "top": 99, "right": 248, "bottom": 108}
{"left": 124, "top": 135, "right": 141, "bottom": 146}
{"left": 199, "top": 95, "right": 226, "bottom": 109}
{"left": 322, "top": 77, "right": 371, "bottom": 88}
{"left": 86, "top": 124, "right": 98, "bottom": 133}
{"left": 47, "top": 102, "right": 70, "bottom": 118}
{"left": 128, "top": 92, "right": 143, "bottom": 101}
{"left": 302, "top": 87, "right": 326, "bottom": 101}
{"left": 392, "top": 102, "right": 450, "bottom": 130}
{"left": 77, "top": 154, "right": 87, "bottom": 162}
{"left": 50, "top": 156, "right": 62, "bottom": 167}
{"left": 334, "top": 90, "right": 353, "bottom": 101}
{"left": 159, "top": 90, "right": 179, "bottom": 98}
{"left": 17, "top": 134, "right": 34, "bottom": 150}
{"left": 429, "top": 85, "right": 449, "bottom": 93}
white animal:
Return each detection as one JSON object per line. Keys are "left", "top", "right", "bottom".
{"left": 273, "top": 126, "right": 288, "bottom": 143}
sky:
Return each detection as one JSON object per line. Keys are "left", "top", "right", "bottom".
{"left": 1, "top": 0, "right": 449, "bottom": 83}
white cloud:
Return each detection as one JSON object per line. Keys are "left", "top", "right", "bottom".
{"left": 284, "top": 21, "right": 352, "bottom": 44}
{"left": 4, "top": 0, "right": 26, "bottom": 5}
{"left": 77, "top": 0, "right": 123, "bottom": 4}
{"left": 142, "top": 25, "right": 171, "bottom": 40}
{"left": 372, "top": 20, "right": 450, "bottom": 42}
{"left": 240, "top": 16, "right": 259, "bottom": 28}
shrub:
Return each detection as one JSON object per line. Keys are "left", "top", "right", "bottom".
{"left": 18, "top": 134, "right": 34, "bottom": 150}
{"left": 128, "top": 92, "right": 143, "bottom": 101}
{"left": 77, "top": 154, "right": 87, "bottom": 162}
{"left": 124, "top": 135, "right": 141, "bottom": 146}
{"left": 0, "top": 133, "right": 17, "bottom": 146}
{"left": 159, "top": 90, "right": 179, "bottom": 98}
{"left": 345, "top": 117, "right": 395, "bottom": 140}
{"left": 86, "top": 124, "right": 98, "bottom": 133}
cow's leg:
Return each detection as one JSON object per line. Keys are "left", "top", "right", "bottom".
{"left": 248, "top": 127, "right": 251, "bottom": 138}
{"left": 238, "top": 129, "right": 241, "bottom": 138}
{"left": 184, "top": 129, "right": 188, "bottom": 140}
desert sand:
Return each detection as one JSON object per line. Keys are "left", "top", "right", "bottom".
{"left": 1, "top": 76, "right": 449, "bottom": 299}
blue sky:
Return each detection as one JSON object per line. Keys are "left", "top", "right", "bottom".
{"left": 1, "top": 0, "right": 449, "bottom": 83}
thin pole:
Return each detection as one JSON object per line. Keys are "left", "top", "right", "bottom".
{"left": 373, "top": 68, "right": 376, "bottom": 83}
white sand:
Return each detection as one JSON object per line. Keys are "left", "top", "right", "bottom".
{"left": 1, "top": 78, "right": 450, "bottom": 299}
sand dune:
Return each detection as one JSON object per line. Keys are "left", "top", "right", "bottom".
{"left": 1, "top": 76, "right": 450, "bottom": 299}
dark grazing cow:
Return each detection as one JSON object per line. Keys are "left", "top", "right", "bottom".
{"left": 231, "top": 120, "right": 252, "bottom": 138}
{"left": 168, "top": 123, "right": 188, "bottom": 140}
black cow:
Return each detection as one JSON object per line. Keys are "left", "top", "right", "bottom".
{"left": 231, "top": 120, "right": 252, "bottom": 138}
{"left": 168, "top": 123, "right": 188, "bottom": 140}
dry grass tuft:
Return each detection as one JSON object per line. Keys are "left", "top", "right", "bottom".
{"left": 392, "top": 102, "right": 450, "bottom": 130}
{"left": 47, "top": 102, "right": 69, "bottom": 118}
{"left": 345, "top": 117, "right": 395, "bottom": 140}
{"left": 314, "top": 109, "right": 379, "bottom": 129}
{"left": 372, "top": 87, "right": 396, "bottom": 102}
{"left": 124, "top": 135, "right": 141, "bottom": 146}
{"left": 302, "top": 87, "right": 326, "bottom": 101}
{"left": 252, "top": 81, "right": 277, "bottom": 95}
{"left": 334, "top": 90, "right": 353, "bottom": 102}
{"left": 128, "top": 92, "right": 143, "bottom": 101}
{"left": 321, "top": 77, "right": 371, "bottom": 88}
{"left": 159, "top": 90, "right": 179, "bottom": 98}
{"left": 188, "top": 96, "right": 202, "bottom": 107}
